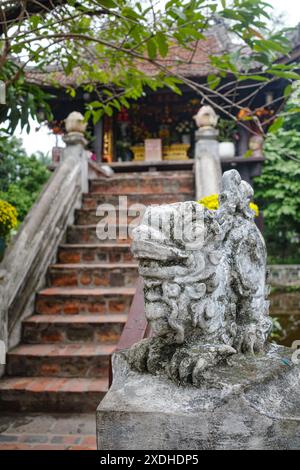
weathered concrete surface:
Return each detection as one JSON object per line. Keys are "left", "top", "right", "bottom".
{"left": 97, "top": 345, "right": 300, "bottom": 450}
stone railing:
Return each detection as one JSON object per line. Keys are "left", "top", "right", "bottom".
{"left": 193, "top": 106, "right": 265, "bottom": 200}
{"left": 109, "top": 278, "right": 147, "bottom": 386}
{"left": 193, "top": 106, "right": 222, "bottom": 200}
{"left": 268, "top": 265, "right": 300, "bottom": 287}
{"left": 0, "top": 113, "right": 88, "bottom": 376}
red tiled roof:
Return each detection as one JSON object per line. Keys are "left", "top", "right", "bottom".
{"left": 26, "top": 26, "right": 237, "bottom": 88}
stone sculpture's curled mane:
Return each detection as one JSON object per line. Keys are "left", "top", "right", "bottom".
{"left": 126, "top": 170, "right": 272, "bottom": 386}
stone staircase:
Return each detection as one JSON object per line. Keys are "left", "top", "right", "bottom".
{"left": 0, "top": 170, "right": 194, "bottom": 412}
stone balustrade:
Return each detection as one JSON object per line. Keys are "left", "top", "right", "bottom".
{"left": 268, "top": 265, "right": 300, "bottom": 287}
{"left": 0, "top": 113, "right": 88, "bottom": 377}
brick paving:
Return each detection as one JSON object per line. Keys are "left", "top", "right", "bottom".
{"left": 0, "top": 412, "right": 97, "bottom": 450}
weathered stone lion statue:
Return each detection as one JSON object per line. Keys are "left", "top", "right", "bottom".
{"left": 126, "top": 169, "right": 272, "bottom": 386}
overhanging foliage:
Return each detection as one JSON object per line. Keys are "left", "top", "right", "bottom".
{"left": 0, "top": 1, "right": 300, "bottom": 133}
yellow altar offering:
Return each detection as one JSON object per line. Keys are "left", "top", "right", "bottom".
{"left": 131, "top": 143, "right": 190, "bottom": 161}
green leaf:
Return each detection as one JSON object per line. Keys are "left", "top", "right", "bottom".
{"left": 111, "top": 99, "right": 121, "bottom": 111}
{"left": 171, "top": 7, "right": 186, "bottom": 21}
{"left": 147, "top": 38, "right": 157, "bottom": 60}
{"left": 207, "top": 74, "right": 221, "bottom": 90}
{"left": 269, "top": 70, "right": 300, "bottom": 80}
{"left": 92, "top": 109, "right": 103, "bottom": 125}
{"left": 255, "top": 39, "right": 289, "bottom": 55}
{"left": 104, "top": 105, "right": 113, "bottom": 117}
{"left": 120, "top": 96, "right": 130, "bottom": 108}
{"left": 66, "top": 87, "right": 76, "bottom": 98}
{"left": 156, "top": 32, "right": 168, "bottom": 58}
{"left": 239, "top": 75, "right": 268, "bottom": 82}
{"left": 286, "top": 107, "right": 300, "bottom": 114}
{"left": 121, "top": 7, "right": 141, "bottom": 19}
{"left": 268, "top": 117, "right": 285, "bottom": 133}
{"left": 65, "top": 56, "right": 76, "bottom": 76}
{"left": 88, "top": 100, "right": 103, "bottom": 108}
{"left": 30, "top": 15, "right": 42, "bottom": 29}
{"left": 99, "top": 0, "right": 117, "bottom": 8}
{"left": 163, "top": 76, "right": 183, "bottom": 95}
{"left": 284, "top": 84, "right": 292, "bottom": 98}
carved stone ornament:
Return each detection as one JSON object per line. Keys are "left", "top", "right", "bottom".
{"left": 65, "top": 111, "right": 87, "bottom": 134}
{"left": 126, "top": 169, "right": 272, "bottom": 386}
{"left": 193, "top": 105, "right": 219, "bottom": 129}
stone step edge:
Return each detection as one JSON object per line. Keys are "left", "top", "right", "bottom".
{"left": 0, "top": 376, "right": 108, "bottom": 393}
{"left": 8, "top": 343, "right": 116, "bottom": 357}
{"left": 76, "top": 208, "right": 145, "bottom": 213}
{"left": 38, "top": 287, "right": 136, "bottom": 296}
{"left": 59, "top": 243, "right": 132, "bottom": 248}
{"left": 68, "top": 224, "right": 133, "bottom": 229}
{"left": 83, "top": 191, "right": 195, "bottom": 197}
{"left": 23, "top": 313, "right": 128, "bottom": 324}
{"left": 89, "top": 172, "right": 193, "bottom": 181}
{"left": 49, "top": 263, "right": 138, "bottom": 270}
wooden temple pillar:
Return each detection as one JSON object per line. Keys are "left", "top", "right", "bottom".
{"left": 94, "top": 118, "right": 104, "bottom": 162}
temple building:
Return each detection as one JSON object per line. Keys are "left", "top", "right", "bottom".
{"left": 26, "top": 24, "right": 288, "bottom": 169}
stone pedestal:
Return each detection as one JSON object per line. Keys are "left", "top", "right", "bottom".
{"left": 97, "top": 344, "right": 300, "bottom": 450}
{"left": 194, "top": 127, "right": 222, "bottom": 200}
{"left": 62, "top": 132, "right": 89, "bottom": 194}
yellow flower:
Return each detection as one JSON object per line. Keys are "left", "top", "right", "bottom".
{"left": 197, "top": 194, "right": 259, "bottom": 217}
{"left": 0, "top": 200, "right": 18, "bottom": 238}
{"left": 249, "top": 202, "right": 259, "bottom": 217}
{"left": 197, "top": 194, "right": 219, "bottom": 211}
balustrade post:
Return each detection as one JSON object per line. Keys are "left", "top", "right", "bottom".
{"left": 63, "top": 111, "right": 89, "bottom": 193}
{"left": 194, "top": 106, "right": 222, "bottom": 200}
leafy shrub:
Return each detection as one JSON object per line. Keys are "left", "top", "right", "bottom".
{"left": 0, "top": 185, "right": 34, "bottom": 221}
{"left": 254, "top": 87, "right": 300, "bottom": 263}
{"left": 0, "top": 136, "right": 50, "bottom": 222}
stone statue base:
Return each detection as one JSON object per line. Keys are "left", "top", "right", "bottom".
{"left": 97, "top": 344, "right": 300, "bottom": 450}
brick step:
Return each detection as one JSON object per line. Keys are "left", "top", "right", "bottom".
{"left": 36, "top": 287, "right": 135, "bottom": 315}
{"left": 22, "top": 314, "right": 127, "bottom": 344}
{"left": 57, "top": 243, "right": 133, "bottom": 264}
{"left": 0, "top": 376, "right": 108, "bottom": 412}
{"left": 90, "top": 170, "right": 193, "bottom": 181}
{"left": 75, "top": 208, "right": 144, "bottom": 226}
{"left": 48, "top": 263, "right": 138, "bottom": 288}
{"left": 6, "top": 343, "right": 115, "bottom": 378}
{"left": 67, "top": 224, "right": 133, "bottom": 244}
{"left": 93, "top": 170, "right": 192, "bottom": 177}
{"left": 82, "top": 192, "right": 194, "bottom": 209}
{"left": 89, "top": 172, "right": 194, "bottom": 194}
